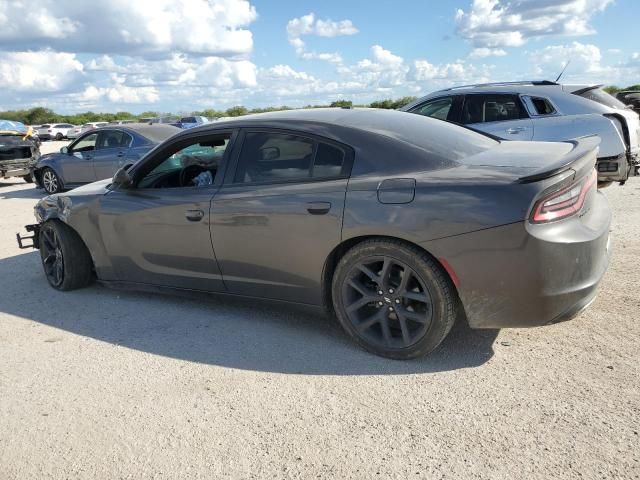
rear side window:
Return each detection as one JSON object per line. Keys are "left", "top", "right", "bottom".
{"left": 530, "top": 97, "right": 556, "bottom": 115}
{"left": 410, "top": 97, "right": 454, "bottom": 121}
{"left": 234, "top": 132, "right": 346, "bottom": 184}
{"left": 462, "top": 94, "right": 527, "bottom": 124}
{"left": 96, "top": 130, "right": 132, "bottom": 149}
{"left": 574, "top": 87, "right": 626, "bottom": 109}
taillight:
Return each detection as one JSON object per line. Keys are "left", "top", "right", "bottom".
{"left": 531, "top": 169, "right": 597, "bottom": 223}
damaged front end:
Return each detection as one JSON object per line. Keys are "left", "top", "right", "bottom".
{"left": 0, "top": 122, "right": 41, "bottom": 181}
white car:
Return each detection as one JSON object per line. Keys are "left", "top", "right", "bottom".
{"left": 66, "top": 125, "right": 83, "bottom": 139}
{"left": 36, "top": 123, "right": 76, "bottom": 141}
{"left": 80, "top": 122, "right": 108, "bottom": 134}
{"left": 403, "top": 81, "right": 640, "bottom": 185}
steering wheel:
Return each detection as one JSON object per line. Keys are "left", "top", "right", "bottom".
{"left": 179, "top": 164, "right": 203, "bottom": 187}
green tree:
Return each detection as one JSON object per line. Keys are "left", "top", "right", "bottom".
{"left": 329, "top": 100, "right": 352, "bottom": 108}
{"left": 225, "top": 106, "right": 248, "bottom": 117}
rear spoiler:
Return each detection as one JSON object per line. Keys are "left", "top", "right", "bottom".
{"left": 518, "top": 136, "right": 600, "bottom": 183}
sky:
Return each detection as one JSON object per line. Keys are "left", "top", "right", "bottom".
{"left": 0, "top": 0, "right": 639, "bottom": 114}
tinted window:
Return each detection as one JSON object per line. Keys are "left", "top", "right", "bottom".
{"left": 96, "top": 130, "right": 132, "bottom": 149}
{"left": 181, "top": 117, "right": 196, "bottom": 123}
{"left": 234, "top": 132, "right": 345, "bottom": 184}
{"left": 410, "top": 97, "right": 453, "bottom": 120}
{"left": 575, "top": 87, "right": 626, "bottom": 109}
{"left": 462, "top": 94, "right": 527, "bottom": 124}
{"left": 531, "top": 97, "right": 556, "bottom": 115}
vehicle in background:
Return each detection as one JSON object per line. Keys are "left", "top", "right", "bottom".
{"left": 108, "top": 120, "right": 138, "bottom": 125}
{"left": 402, "top": 81, "right": 640, "bottom": 186}
{"left": 149, "top": 116, "right": 180, "bottom": 125}
{"left": 137, "top": 117, "right": 153, "bottom": 124}
{"left": 176, "top": 116, "right": 209, "bottom": 129}
{"left": 0, "top": 120, "right": 40, "bottom": 183}
{"left": 80, "top": 122, "right": 109, "bottom": 134}
{"left": 66, "top": 126, "right": 83, "bottom": 139}
{"left": 31, "top": 124, "right": 180, "bottom": 194}
{"left": 615, "top": 90, "right": 640, "bottom": 114}
{"left": 36, "top": 123, "right": 76, "bottom": 141}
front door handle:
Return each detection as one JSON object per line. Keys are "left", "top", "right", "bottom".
{"left": 116, "top": 151, "right": 125, "bottom": 158}
{"left": 185, "top": 209, "right": 205, "bottom": 221}
{"left": 506, "top": 127, "right": 526, "bottom": 134}
{"left": 306, "top": 201, "right": 331, "bottom": 215}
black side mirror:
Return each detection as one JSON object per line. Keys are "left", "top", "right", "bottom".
{"left": 60, "top": 146, "right": 69, "bottom": 154}
{"left": 112, "top": 166, "right": 133, "bottom": 189}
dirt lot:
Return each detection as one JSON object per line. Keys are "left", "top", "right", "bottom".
{"left": 1, "top": 142, "right": 638, "bottom": 479}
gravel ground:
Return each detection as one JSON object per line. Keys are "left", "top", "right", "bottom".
{"left": 1, "top": 143, "right": 638, "bottom": 479}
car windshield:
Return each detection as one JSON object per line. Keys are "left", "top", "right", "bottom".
{"left": 576, "top": 87, "right": 627, "bottom": 109}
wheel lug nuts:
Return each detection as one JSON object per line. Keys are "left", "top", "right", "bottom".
{"left": 388, "top": 289, "right": 394, "bottom": 294}
{"left": 377, "top": 301, "right": 384, "bottom": 307}
{"left": 378, "top": 290, "right": 383, "bottom": 295}
{"left": 388, "top": 306, "right": 394, "bottom": 311}
{"left": 395, "top": 299, "right": 400, "bottom": 304}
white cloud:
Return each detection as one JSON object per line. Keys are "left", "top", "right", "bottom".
{"left": 81, "top": 84, "right": 160, "bottom": 104}
{"left": 529, "top": 41, "right": 603, "bottom": 77}
{"left": 456, "top": 0, "right": 614, "bottom": 50}
{"left": 0, "top": 0, "right": 257, "bottom": 58}
{"left": 0, "top": 50, "right": 83, "bottom": 92}
{"left": 286, "top": 12, "right": 357, "bottom": 63}
{"left": 470, "top": 47, "right": 507, "bottom": 58}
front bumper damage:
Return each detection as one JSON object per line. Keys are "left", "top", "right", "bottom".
{"left": 0, "top": 133, "right": 40, "bottom": 180}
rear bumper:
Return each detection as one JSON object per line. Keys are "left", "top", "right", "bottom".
{"left": 422, "top": 191, "right": 611, "bottom": 328}
{"left": 0, "top": 160, "right": 31, "bottom": 178}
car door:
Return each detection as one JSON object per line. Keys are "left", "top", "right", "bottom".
{"left": 462, "top": 93, "right": 533, "bottom": 140}
{"left": 97, "top": 131, "right": 234, "bottom": 292}
{"left": 59, "top": 132, "right": 99, "bottom": 184}
{"left": 210, "top": 129, "right": 353, "bottom": 305}
{"left": 92, "top": 129, "right": 132, "bottom": 180}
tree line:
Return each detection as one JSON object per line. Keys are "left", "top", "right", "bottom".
{"left": 0, "top": 97, "right": 418, "bottom": 126}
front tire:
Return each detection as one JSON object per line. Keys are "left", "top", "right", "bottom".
{"left": 332, "top": 239, "right": 457, "bottom": 359}
{"left": 39, "top": 221, "right": 93, "bottom": 291}
{"left": 55, "top": 132, "right": 63, "bottom": 141}
{"left": 22, "top": 174, "right": 33, "bottom": 183}
{"left": 41, "top": 167, "right": 61, "bottom": 194}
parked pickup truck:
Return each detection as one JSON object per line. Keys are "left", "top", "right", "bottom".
{"left": 0, "top": 120, "right": 40, "bottom": 183}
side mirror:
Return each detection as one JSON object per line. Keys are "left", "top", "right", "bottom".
{"left": 112, "top": 166, "right": 133, "bottom": 189}
{"left": 60, "top": 146, "right": 69, "bottom": 154}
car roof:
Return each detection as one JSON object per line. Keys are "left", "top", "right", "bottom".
{"left": 117, "top": 123, "right": 181, "bottom": 142}
{"left": 190, "top": 107, "right": 499, "bottom": 149}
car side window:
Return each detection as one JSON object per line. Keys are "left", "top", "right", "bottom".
{"left": 96, "top": 130, "right": 132, "bottom": 150}
{"left": 462, "top": 94, "right": 527, "bottom": 124}
{"left": 233, "top": 132, "right": 345, "bottom": 184}
{"left": 530, "top": 97, "right": 556, "bottom": 115}
{"left": 409, "top": 97, "right": 454, "bottom": 121}
{"left": 70, "top": 133, "right": 98, "bottom": 153}
{"left": 137, "top": 134, "right": 231, "bottom": 189}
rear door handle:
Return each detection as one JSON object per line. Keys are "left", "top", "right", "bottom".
{"left": 506, "top": 127, "right": 526, "bottom": 134}
{"left": 185, "top": 209, "right": 205, "bottom": 221}
{"left": 306, "top": 201, "right": 331, "bottom": 215}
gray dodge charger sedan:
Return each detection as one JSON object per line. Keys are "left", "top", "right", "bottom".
{"left": 17, "top": 108, "right": 611, "bottom": 359}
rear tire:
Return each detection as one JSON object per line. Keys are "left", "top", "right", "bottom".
{"left": 39, "top": 221, "right": 93, "bottom": 291}
{"left": 22, "top": 175, "right": 33, "bottom": 183}
{"left": 332, "top": 239, "right": 457, "bottom": 359}
{"left": 55, "top": 132, "right": 63, "bottom": 141}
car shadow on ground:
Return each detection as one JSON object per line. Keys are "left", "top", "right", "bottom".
{"left": 0, "top": 182, "right": 44, "bottom": 199}
{"left": 0, "top": 251, "right": 499, "bottom": 375}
